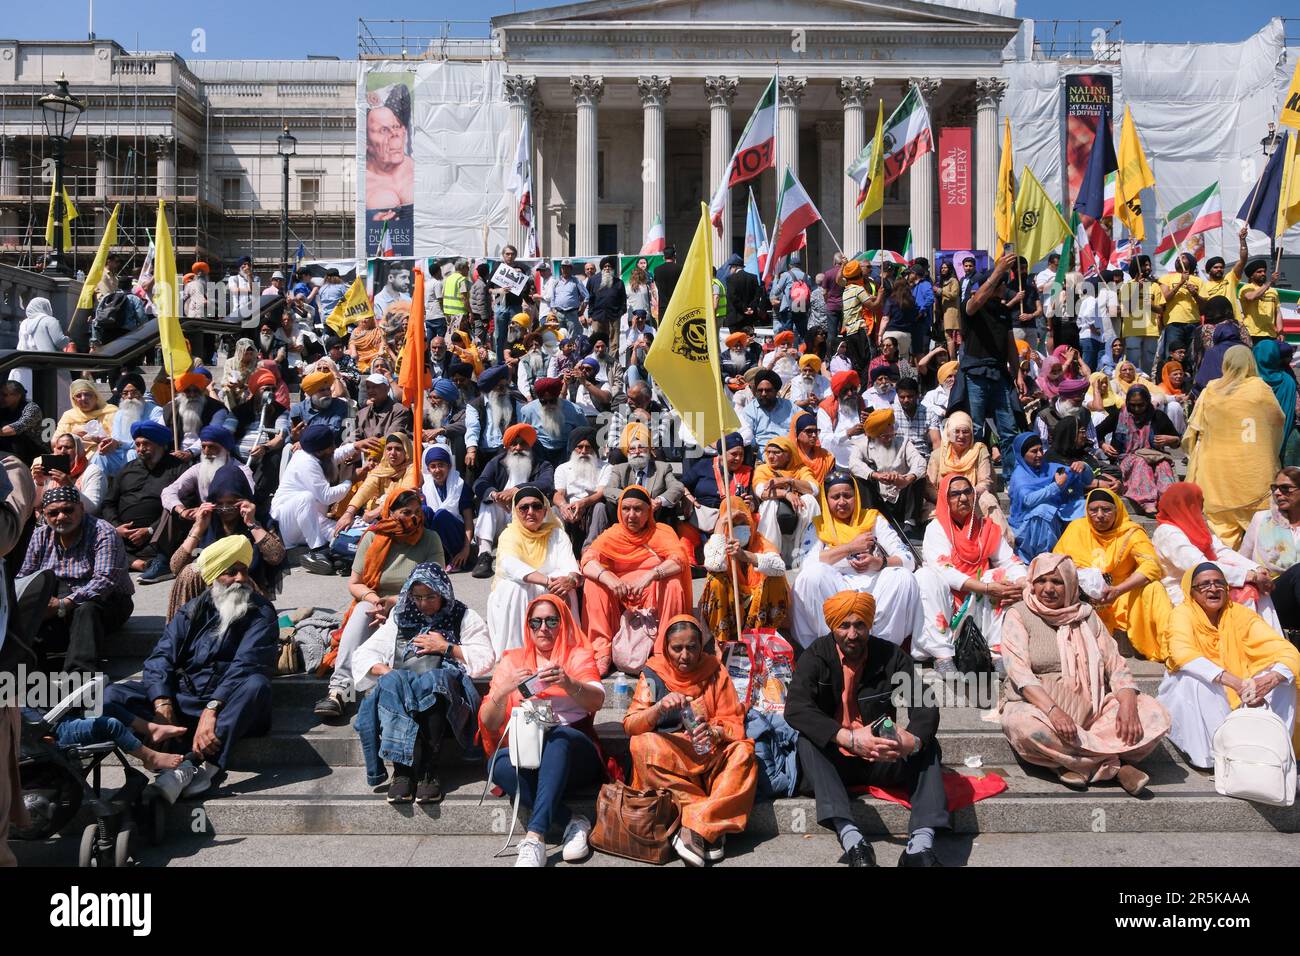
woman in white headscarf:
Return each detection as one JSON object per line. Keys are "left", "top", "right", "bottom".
{"left": 12, "top": 297, "right": 70, "bottom": 392}
{"left": 421, "top": 443, "right": 474, "bottom": 571}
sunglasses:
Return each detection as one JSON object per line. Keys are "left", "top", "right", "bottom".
{"left": 516, "top": 501, "right": 546, "bottom": 513}
{"left": 45, "top": 506, "right": 76, "bottom": 517}
{"left": 1271, "top": 484, "right": 1298, "bottom": 493}
{"left": 528, "top": 615, "right": 561, "bottom": 630}
{"left": 1191, "top": 581, "right": 1227, "bottom": 594}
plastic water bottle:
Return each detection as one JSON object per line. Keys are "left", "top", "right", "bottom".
{"left": 878, "top": 717, "right": 899, "bottom": 742}
{"left": 679, "top": 701, "right": 714, "bottom": 755}
{"left": 612, "top": 673, "right": 631, "bottom": 710}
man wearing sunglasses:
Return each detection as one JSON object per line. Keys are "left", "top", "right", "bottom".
{"left": 17, "top": 486, "right": 134, "bottom": 674}
{"left": 470, "top": 423, "right": 556, "bottom": 579}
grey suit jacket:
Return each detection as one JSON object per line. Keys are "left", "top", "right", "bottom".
{"left": 603, "top": 460, "right": 685, "bottom": 509}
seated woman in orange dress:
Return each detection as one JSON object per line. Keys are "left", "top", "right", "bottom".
{"left": 581, "top": 486, "right": 691, "bottom": 676}
{"left": 623, "top": 615, "right": 757, "bottom": 867}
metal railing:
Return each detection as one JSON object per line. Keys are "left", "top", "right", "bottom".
{"left": 0, "top": 172, "right": 202, "bottom": 203}
{"left": 1034, "top": 19, "right": 1123, "bottom": 62}
{"left": 357, "top": 18, "right": 498, "bottom": 59}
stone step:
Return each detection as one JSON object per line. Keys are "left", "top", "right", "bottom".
{"left": 90, "top": 762, "right": 1300, "bottom": 837}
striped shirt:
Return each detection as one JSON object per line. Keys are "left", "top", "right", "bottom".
{"left": 19, "top": 515, "right": 134, "bottom": 606}
{"left": 891, "top": 401, "right": 931, "bottom": 459}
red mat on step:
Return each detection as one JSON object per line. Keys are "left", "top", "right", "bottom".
{"left": 850, "top": 770, "right": 1007, "bottom": 811}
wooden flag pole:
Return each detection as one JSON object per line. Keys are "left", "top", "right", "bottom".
{"left": 710, "top": 394, "right": 747, "bottom": 646}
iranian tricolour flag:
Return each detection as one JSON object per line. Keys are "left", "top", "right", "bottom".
{"left": 1155, "top": 182, "right": 1222, "bottom": 267}
{"left": 639, "top": 214, "right": 666, "bottom": 255}
{"left": 709, "top": 77, "right": 777, "bottom": 232}
{"left": 763, "top": 170, "right": 822, "bottom": 283}
{"left": 846, "top": 84, "right": 933, "bottom": 203}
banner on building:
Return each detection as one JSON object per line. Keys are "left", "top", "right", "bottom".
{"left": 1064, "top": 74, "right": 1113, "bottom": 210}
{"left": 937, "top": 128, "right": 972, "bottom": 250}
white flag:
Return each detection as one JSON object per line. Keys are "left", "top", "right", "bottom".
{"left": 506, "top": 112, "right": 534, "bottom": 231}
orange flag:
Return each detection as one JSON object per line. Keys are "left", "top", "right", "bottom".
{"left": 398, "top": 266, "right": 430, "bottom": 487}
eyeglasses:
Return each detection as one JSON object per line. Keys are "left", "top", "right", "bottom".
{"left": 800, "top": 427, "right": 820, "bottom": 435}
{"left": 516, "top": 502, "right": 546, "bottom": 513}
{"left": 1191, "top": 581, "right": 1227, "bottom": 594}
{"left": 1271, "top": 484, "right": 1298, "bottom": 494}
{"left": 946, "top": 487, "right": 973, "bottom": 499}
{"left": 528, "top": 616, "right": 561, "bottom": 630}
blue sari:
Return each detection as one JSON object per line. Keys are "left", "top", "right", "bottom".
{"left": 1008, "top": 431, "right": 1091, "bottom": 562}
{"left": 1254, "top": 339, "right": 1296, "bottom": 455}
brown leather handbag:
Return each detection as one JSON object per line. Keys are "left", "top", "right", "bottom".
{"left": 590, "top": 781, "right": 681, "bottom": 865}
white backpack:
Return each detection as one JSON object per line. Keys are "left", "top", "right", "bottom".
{"left": 1212, "top": 708, "right": 1296, "bottom": 807}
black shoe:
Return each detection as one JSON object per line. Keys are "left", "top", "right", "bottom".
{"left": 387, "top": 775, "right": 414, "bottom": 804}
{"left": 898, "top": 847, "right": 943, "bottom": 867}
{"left": 838, "top": 842, "right": 877, "bottom": 867}
{"left": 138, "top": 554, "right": 173, "bottom": 585}
{"left": 415, "top": 777, "right": 443, "bottom": 804}
{"left": 471, "top": 552, "right": 494, "bottom": 579}
{"left": 300, "top": 549, "right": 337, "bottom": 575}
{"left": 313, "top": 692, "right": 344, "bottom": 720}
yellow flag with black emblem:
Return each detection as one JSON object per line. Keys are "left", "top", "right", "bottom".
{"left": 1013, "top": 166, "right": 1071, "bottom": 268}
{"left": 644, "top": 201, "right": 741, "bottom": 448}
{"left": 326, "top": 275, "right": 374, "bottom": 337}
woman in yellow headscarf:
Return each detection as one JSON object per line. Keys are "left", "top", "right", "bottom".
{"left": 54, "top": 379, "right": 118, "bottom": 442}
{"left": 1185, "top": 345, "right": 1285, "bottom": 549}
{"left": 925, "top": 410, "right": 1010, "bottom": 543}
{"left": 1157, "top": 563, "right": 1300, "bottom": 769}
{"left": 1085, "top": 371, "right": 1121, "bottom": 425}
{"left": 449, "top": 329, "right": 485, "bottom": 377}
{"left": 753, "top": 435, "right": 820, "bottom": 568}
{"left": 1053, "top": 488, "right": 1173, "bottom": 663}
{"left": 790, "top": 469, "right": 919, "bottom": 649}
{"left": 697, "top": 496, "right": 790, "bottom": 644}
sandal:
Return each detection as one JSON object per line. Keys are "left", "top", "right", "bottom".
{"left": 1116, "top": 764, "right": 1150, "bottom": 797}
{"left": 313, "top": 692, "right": 345, "bottom": 720}
{"left": 1056, "top": 769, "right": 1089, "bottom": 791}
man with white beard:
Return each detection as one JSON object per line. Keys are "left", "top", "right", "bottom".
{"left": 424, "top": 377, "right": 466, "bottom": 464}
{"left": 553, "top": 426, "right": 610, "bottom": 554}
{"left": 816, "top": 370, "right": 867, "bottom": 469}
{"left": 584, "top": 255, "right": 627, "bottom": 337}
{"left": 100, "top": 420, "right": 189, "bottom": 581}
{"left": 104, "top": 535, "right": 276, "bottom": 802}
{"left": 158, "top": 371, "right": 229, "bottom": 460}
{"left": 157, "top": 426, "right": 257, "bottom": 573}
{"left": 99, "top": 372, "right": 165, "bottom": 478}
{"left": 465, "top": 364, "right": 522, "bottom": 480}
{"left": 518, "top": 376, "right": 587, "bottom": 467}
{"left": 469, "top": 423, "right": 556, "bottom": 578}
{"left": 789, "top": 353, "right": 831, "bottom": 411}
{"left": 516, "top": 332, "right": 549, "bottom": 400}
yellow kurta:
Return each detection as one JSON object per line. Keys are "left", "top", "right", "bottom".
{"left": 1053, "top": 490, "right": 1173, "bottom": 663}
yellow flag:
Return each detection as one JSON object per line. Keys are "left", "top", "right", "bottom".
{"left": 644, "top": 202, "right": 741, "bottom": 448}
{"left": 154, "top": 201, "right": 192, "bottom": 379}
{"left": 994, "top": 118, "right": 1015, "bottom": 252}
{"left": 326, "top": 275, "right": 374, "bottom": 337}
{"left": 43, "top": 179, "right": 79, "bottom": 248}
{"left": 1281, "top": 56, "right": 1300, "bottom": 131}
{"left": 76, "top": 204, "right": 120, "bottom": 310}
{"left": 1277, "top": 127, "right": 1300, "bottom": 239}
{"left": 856, "top": 102, "right": 886, "bottom": 223}
{"left": 1013, "top": 166, "right": 1071, "bottom": 268}
{"left": 1115, "top": 105, "right": 1155, "bottom": 241}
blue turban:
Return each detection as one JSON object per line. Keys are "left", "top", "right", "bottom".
{"left": 198, "top": 424, "right": 237, "bottom": 453}
{"left": 478, "top": 365, "right": 509, "bottom": 392}
{"left": 424, "top": 444, "right": 452, "bottom": 466}
{"left": 300, "top": 422, "right": 336, "bottom": 454}
{"left": 430, "top": 378, "right": 460, "bottom": 403}
{"left": 130, "top": 420, "right": 173, "bottom": 447}
{"left": 716, "top": 431, "right": 744, "bottom": 454}
{"left": 206, "top": 462, "right": 253, "bottom": 502}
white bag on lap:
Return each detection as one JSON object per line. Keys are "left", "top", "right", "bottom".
{"left": 1212, "top": 708, "right": 1296, "bottom": 807}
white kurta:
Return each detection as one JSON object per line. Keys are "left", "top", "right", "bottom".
{"left": 817, "top": 404, "right": 860, "bottom": 468}
{"left": 912, "top": 518, "right": 1027, "bottom": 661}
{"left": 1157, "top": 660, "right": 1296, "bottom": 769}
{"left": 791, "top": 515, "right": 919, "bottom": 648}
{"left": 352, "top": 607, "right": 497, "bottom": 694}
{"left": 483, "top": 525, "right": 580, "bottom": 659}
{"left": 754, "top": 484, "right": 820, "bottom": 571}
{"left": 270, "top": 443, "right": 354, "bottom": 549}
{"left": 1150, "top": 524, "right": 1280, "bottom": 630}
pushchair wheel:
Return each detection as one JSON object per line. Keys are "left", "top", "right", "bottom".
{"left": 78, "top": 823, "right": 96, "bottom": 867}
{"left": 114, "top": 824, "right": 134, "bottom": 867}
{"left": 77, "top": 821, "right": 134, "bottom": 867}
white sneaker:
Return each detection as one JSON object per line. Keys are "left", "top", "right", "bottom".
{"left": 560, "top": 815, "right": 591, "bottom": 863}
{"left": 149, "top": 760, "right": 197, "bottom": 805}
{"left": 514, "top": 836, "right": 546, "bottom": 868}
{"left": 181, "top": 762, "right": 219, "bottom": 798}
{"left": 705, "top": 834, "right": 726, "bottom": 862}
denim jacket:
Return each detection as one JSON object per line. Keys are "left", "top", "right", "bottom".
{"left": 355, "top": 664, "right": 481, "bottom": 787}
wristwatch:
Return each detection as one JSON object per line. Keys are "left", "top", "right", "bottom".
{"left": 205, "top": 699, "right": 223, "bottom": 713}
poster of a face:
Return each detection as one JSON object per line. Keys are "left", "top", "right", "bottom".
{"left": 365, "top": 72, "right": 415, "bottom": 257}
{"left": 372, "top": 257, "right": 414, "bottom": 325}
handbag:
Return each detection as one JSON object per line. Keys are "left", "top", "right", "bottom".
{"left": 479, "top": 698, "right": 560, "bottom": 857}
{"left": 275, "top": 628, "right": 302, "bottom": 676}
{"left": 950, "top": 596, "right": 995, "bottom": 679}
{"left": 1212, "top": 707, "right": 1296, "bottom": 807}
{"left": 612, "top": 607, "right": 657, "bottom": 676}
{"left": 590, "top": 781, "right": 681, "bottom": 865}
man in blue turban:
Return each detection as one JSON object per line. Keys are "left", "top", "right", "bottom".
{"left": 101, "top": 419, "right": 190, "bottom": 581}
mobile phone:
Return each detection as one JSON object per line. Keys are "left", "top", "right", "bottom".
{"left": 517, "top": 672, "right": 548, "bottom": 699}
{"left": 41, "top": 454, "right": 70, "bottom": 474}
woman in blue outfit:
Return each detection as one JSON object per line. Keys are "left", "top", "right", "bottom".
{"left": 1008, "top": 431, "right": 1092, "bottom": 562}
{"left": 420, "top": 443, "right": 475, "bottom": 570}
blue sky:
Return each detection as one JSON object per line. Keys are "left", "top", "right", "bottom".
{"left": 5, "top": 0, "right": 1289, "bottom": 59}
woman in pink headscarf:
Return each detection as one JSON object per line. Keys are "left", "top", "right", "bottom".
{"left": 257, "top": 359, "right": 292, "bottom": 408}
{"left": 999, "top": 553, "right": 1170, "bottom": 795}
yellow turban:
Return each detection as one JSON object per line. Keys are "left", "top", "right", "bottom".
{"left": 823, "top": 590, "right": 876, "bottom": 631}
{"left": 301, "top": 370, "right": 335, "bottom": 395}
{"left": 512, "top": 312, "right": 532, "bottom": 329}
{"left": 938, "top": 360, "right": 959, "bottom": 384}
{"left": 620, "top": 421, "right": 652, "bottom": 454}
{"left": 198, "top": 534, "right": 254, "bottom": 586}
{"left": 864, "top": 407, "right": 895, "bottom": 438}
{"left": 799, "top": 354, "right": 822, "bottom": 373}
{"left": 69, "top": 378, "right": 98, "bottom": 400}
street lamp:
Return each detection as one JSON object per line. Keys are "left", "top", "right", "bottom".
{"left": 1262, "top": 122, "right": 1281, "bottom": 158}
{"left": 38, "top": 72, "right": 85, "bottom": 275}
{"left": 277, "top": 125, "right": 297, "bottom": 288}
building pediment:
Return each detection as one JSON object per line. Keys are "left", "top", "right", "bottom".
{"left": 493, "top": 0, "right": 1020, "bottom": 29}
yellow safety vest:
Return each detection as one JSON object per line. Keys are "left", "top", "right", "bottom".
{"left": 443, "top": 271, "right": 468, "bottom": 315}
{"left": 713, "top": 277, "right": 728, "bottom": 321}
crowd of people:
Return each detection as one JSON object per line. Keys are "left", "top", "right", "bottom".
{"left": 2, "top": 229, "right": 1299, "bottom": 869}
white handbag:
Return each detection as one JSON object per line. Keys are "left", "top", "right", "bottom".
{"left": 1212, "top": 708, "right": 1296, "bottom": 807}
{"left": 480, "top": 698, "right": 560, "bottom": 857}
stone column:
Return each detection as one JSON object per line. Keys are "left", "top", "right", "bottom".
{"left": 837, "top": 77, "right": 872, "bottom": 256}
{"left": 152, "top": 135, "right": 175, "bottom": 199}
{"left": 705, "top": 75, "right": 738, "bottom": 262}
{"left": 0, "top": 136, "right": 17, "bottom": 234}
{"left": 91, "top": 136, "right": 113, "bottom": 233}
{"left": 777, "top": 75, "right": 806, "bottom": 183}
{"left": 532, "top": 106, "right": 550, "bottom": 257}
{"left": 908, "top": 78, "right": 941, "bottom": 263}
{"left": 637, "top": 75, "right": 671, "bottom": 247}
{"left": 816, "top": 120, "right": 843, "bottom": 264}
{"left": 570, "top": 74, "right": 604, "bottom": 257}
{"left": 503, "top": 74, "right": 536, "bottom": 253}
{"left": 974, "top": 77, "right": 1008, "bottom": 254}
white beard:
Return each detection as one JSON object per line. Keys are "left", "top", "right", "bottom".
{"left": 115, "top": 397, "right": 144, "bottom": 432}
{"left": 567, "top": 452, "right": 599, "bottom": 490}
{"left": 525, "top": 352, "right": 545, "bottom": 376}
{"left": 180, "top": 395, "right": 205, "bottom": 439}
{"left": 211, "top": 580, "right": 254, "bottom": 636}
{"left": 488, "top": 390, "right": 513, "bottom": 435}
{"left": 197, "top": 451, "right": 229, "bottom": 498}
{"left": 838, "top": 395, "right": 859, "bottom": 423}
{"left": 538, "top": 404, "right": 564, "bottom": 439}
{"left": 599, "top": 270, "right": 614, "bottom": 289}
{"left": 427, "top": 403, "right": 448, "bottom": 428}
{"left": 505, "top": 450, "right": 533, "bottom": 487}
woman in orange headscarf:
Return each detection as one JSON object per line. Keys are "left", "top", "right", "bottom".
{"left": 624, "top": 615, "right": 757, "bottom": 867}
{"left": 697, "top": 496, "right": 790, "bottom": 644}
{"left": 581, "top": 486, "right": 692, "bottom": 676}
{"left": 753, "top": 435, "right": 820, "bottom": 566}
{"left": 789, "top": 411, "right": 836, "bottom": 484}
{"left": 348, "top": 312, "right": 385, "bottom": 374}
{"left": 315, "top": 487, "right": 444, "bottom": 718}
{"left": 479, "top": 595, "right": 609, "bottom": 867}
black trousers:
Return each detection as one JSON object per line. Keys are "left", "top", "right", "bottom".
{"left": 874, "top": 480, "right": 925, "bottom": 529}
{"left": 797, "top": 735, "right": 951, "bottom": 835}
{"left": 37, "top": 588, "right": 134, "bottom": 673}
{"left": 1270, "top": 564, "right": 1300, "bottom": 633}
{"left": 843, "top": 329, "right": 873, "bottom": 373}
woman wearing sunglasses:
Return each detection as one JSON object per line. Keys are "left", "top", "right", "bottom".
{"left": 479, "top": 595, "right": 609, "bottom": 867}
{"left": 1241, "top": 467, "right": 1300, "bottom": 634}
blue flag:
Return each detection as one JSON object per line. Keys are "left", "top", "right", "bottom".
{"left": 1238, "top": 129, "right": 1289, "bottom": 239}
{"left": 1073, "top": 110, "right": 1117, "bottom": 270}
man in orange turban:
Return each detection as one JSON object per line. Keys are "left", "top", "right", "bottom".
{"left": 160, "top": 369, "right": 228, "bottom": 457}
{"left": 469, "top": 420, "right": 551, "bottom": 578}
{"left": 818, "top": 369, "right": 865, "bottom": 467}
{"left": 784, "top": 589, "right": 950, "bottom": 868}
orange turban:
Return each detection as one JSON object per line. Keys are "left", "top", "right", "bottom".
{"left": 938, "top": 360, "right": 959, "bottom": 383}
{"left": 841, "top": 259, "right": 863, "bottom": 281}
{"left": 863, "top": 407, "right": 895, "bottom": 438}
{"left": 620, "top": 421, "right": 651, "bottom": 454}
{"left": 191, "top": 261, "right": 210, "bottom": 274}
{"left": 247, "top": 368, "right": 276, "bottom": 392}
{"left": 823, "top": 590, "right": 876, "bottom": 631}
{"left": 174, "top": 371, "right": 207, "bottom": 394}
{"left": 773, "top": 330, "right": 796, "bottom": 347}
{"left": 831, "top": 370, "right": 860, "bottom": 394}
{"left": 725, "top": 332, "right": 749, "bottom": 349}
{"left": 502, "top": 423, "right": 537, "bottom": 448}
